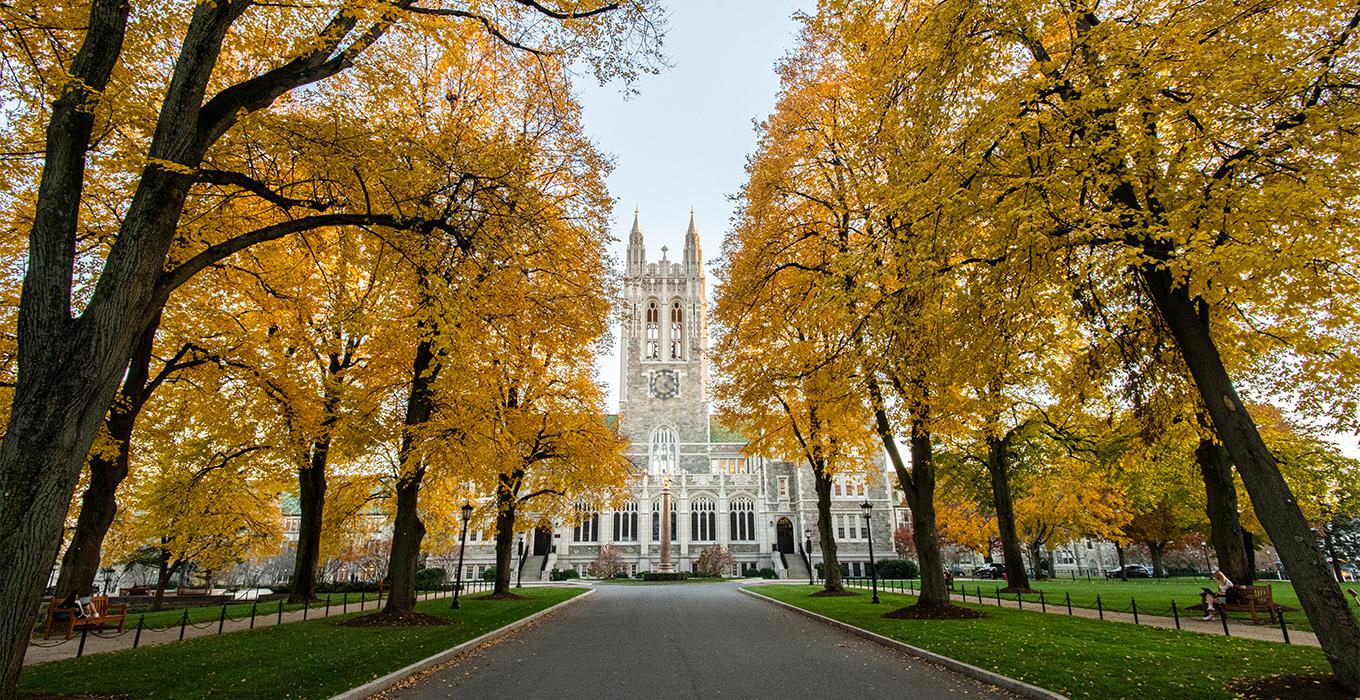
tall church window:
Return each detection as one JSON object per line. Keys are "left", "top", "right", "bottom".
{"left": 691, "top": 498, "right": 716, "bottom": 542}
{"left": 652, "top": 500, "right": 677, "bottom": 541}
{"left": 670, "top": 301, "right": 684, "bottom": 359}
{"left": 613, "top": 502, "right": 638, "bottom": 542}
{"left": 645, "top": 300, "right": 660, "bottom": 360}
{"left": 573, "top": 504, "right": 599, "bottom": 542}
{"left": 650, "top": 427, "right": 677, "bottom": 474}
{"left": 729, "top": 498, "right": 756, "bottom": 541}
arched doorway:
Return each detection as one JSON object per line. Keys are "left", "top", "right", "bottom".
{"left": 776, "top": 517, "right": 794, "bottom": 554}
{"left": 533, "top": 526, "right": 553, "bottom": 556}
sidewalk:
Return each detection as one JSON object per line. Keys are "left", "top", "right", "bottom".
{"left": 843, "top": 580, "right": 1318, "bottom": 647}
{"left": 25, "top": 586, "right": 484, "bottom": 665}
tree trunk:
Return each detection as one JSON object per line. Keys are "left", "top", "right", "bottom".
{"left": 1149, "top": 543, "right": 1165, "bottom": 578}
{"left": 1028, "top": 543, "right": 1043, "bottom": 581}
{"left": 288, "top": 441, "right": 328, "bottom": 604}
{"left": 1143, "top": 265, "right": 1360, "bottom": 690}
{"left": 812, "top": 464, "right": 842, "bottom": 593}
{"left": 493, "top": 472, "right": 519, "bottom": 595}
{"left": 905, "top": 424, "right": 950, "bottom": 607}
{"left": 382, "top": 322, "right": 438, "bottom": 616}
{"left": 1196, "top": 433, "right": 1253, "bottom": 584}
{"left": 1115, "top": 543, "right": 1127, "bottom": 580}
{"left": 986, "top": 432, "right": 1032, "bottom": 592}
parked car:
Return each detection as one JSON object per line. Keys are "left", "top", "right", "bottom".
{"left": 1105, "top": 564, "right": 1152, "bottom": 579}
{"left": 973, "top": 563, "right": 1006, "bottom": 579}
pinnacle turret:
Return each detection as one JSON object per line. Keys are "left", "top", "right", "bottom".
{"left": 683, "top": 208, "right": 702, "bottom": 271}
{"left": 627, "top": 207, "right": 646, "bottom": 274}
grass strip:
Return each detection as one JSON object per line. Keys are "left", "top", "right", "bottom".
{"left": 751, "top": 584, "right": 1329, "bottom": 700}
{"left": 20, "top": 587, "right": 583, "bottom": 699}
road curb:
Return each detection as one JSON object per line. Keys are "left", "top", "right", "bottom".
{"left": 331, "top": 587, "right": 595, "bottom": 700}
{"left": 740, "top": 587, "right": 1068, "bottom": 700}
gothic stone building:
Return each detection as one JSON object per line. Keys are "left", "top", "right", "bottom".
{"left": 462, "top": 211, "right": 899, "bottom": 582}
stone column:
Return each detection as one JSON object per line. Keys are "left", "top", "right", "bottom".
{"left": 659, "top": 478, "right": 674, "bottom": 573}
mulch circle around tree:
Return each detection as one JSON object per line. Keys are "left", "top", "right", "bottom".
{"left": 882, "top": 603, "right": 985, "bottom": 620}
{"left": 472, "top": 592, "right": 528, "bottom": 601}
{"left": 1229, "top": 674, "right": 1351, "bottom": 700}
{"left": 337, "top": 611, "right": 454, "bottom": 628}
{"left": 809, "top": 589, "right": 860, "bottom": 597}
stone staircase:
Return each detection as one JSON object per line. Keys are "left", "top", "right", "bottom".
{"left": 784, "top": 552, "right": 810, "bottom": 581}
{"left": 519, "top": 554, "right": 546, "bottom": 582}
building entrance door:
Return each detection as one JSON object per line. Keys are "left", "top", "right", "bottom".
{"left": 533, "top": 527, "right": 552, "bottom": 555}
{"left": 776, "top": 517, "right": 794, "bottom": 554}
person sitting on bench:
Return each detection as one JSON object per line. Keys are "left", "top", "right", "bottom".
{"left": 1201, "top": 570, "right": 1238, "bottom": 620}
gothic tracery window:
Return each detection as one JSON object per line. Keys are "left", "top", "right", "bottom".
{"left": 650, "top": 427, "right": 677, "bottom": 474}
{"left": 729, "top": 498, "right": 756, "bottom": 541}
{"left": 645, "top": 300, "right": 660, "bottom": 360}
{"left": 651, "top": 500, "right": 677, "bottom": 541}
{"left": 613, "top": 502, "right": 638, "bottom": 542}
{"left": 670, "top": 300, "right": 684, "bottom": 359}
{"left": 691, "top": 498, "right": 717, "bottom": 542}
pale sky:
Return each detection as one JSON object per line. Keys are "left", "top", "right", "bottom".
{"left": 579, "top": 0, "right": 810, "bottom": 412}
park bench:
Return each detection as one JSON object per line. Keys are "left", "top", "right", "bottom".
{"left": 44, "top": 595, "right": 129, "bottom": 640}
{"left": 176, "top": 585, "right": 213, "bottom": 596}
{"left": 1220, "top": 584, "right": 1277, "bottom": 625}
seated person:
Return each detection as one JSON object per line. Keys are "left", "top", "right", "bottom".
{"left": 1200, "top": 570, "right": 1233, "bottom": 620}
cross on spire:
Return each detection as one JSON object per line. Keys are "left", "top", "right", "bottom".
{"left": 660, "top": 245, "right": 669, "bottom": 260}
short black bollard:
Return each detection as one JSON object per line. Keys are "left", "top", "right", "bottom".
{"left": 1065, "top": 592, "right": 1072, "bottom": 616}
{"left": 218, "top": 605, "right": 227, "bottom": 634}
{"left": 250, "top": 601, "right": 257, "bottom": 629}
{"left": 77, "top": 624, "right": 89, "bottom": 658}
{"left": 1171, "top": 600, "right": 1181, "bottom": 630}
{"left": 1097, "top": 594, "right": 1104, "bottom": 621}
{"left": 1132, "top": 598, "right": 1139, "bottom": 625}
{"left": 1220, "top": 609, "right": 1231, "bottom": 637}
{"left": 133, "top": 615, "right": 145, "bottom": 649}
{"left": 277, "top": 599, "right": 284, "bottom": 625}
{"left": 1040, "top": 591, "right": 1046, "bottom": 613}
{"left": 179, "top": 608, "right": 189, "bottom": 641}
{"left": 1279, "top": 611, "right": 1291, "bottom": 645}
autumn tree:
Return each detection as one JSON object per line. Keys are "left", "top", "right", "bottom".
{"left": 694, "top": 545, "right": 737, "bottom": 578}
{"left": 588, "top": 544, "right": 627, "bottom": 579}
{"left": 0, "top": 0, "right": 661, "bottom": 686}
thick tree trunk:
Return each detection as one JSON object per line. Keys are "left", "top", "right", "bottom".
{"left": 1143, "top": 265, "right": 1360, "bottom": 689}
{"left": 906, "top": 425, "right": 950, "bottom": 607}
{"left": 1115, "top": 543, "right": 1127, "bottom": 580}
{"left": 986, "top": 432, "right": 1032, "bottom": 592}
{"left": 1149, "top": 543, "right": 1165, "bottom": 578}
{"left": 383, "top": 324, "right": 438, "bottom": 615}
{"left": 1028, "top": 543, "right": 1043, "bottom": 581}
{"left": 812, "top": 464, "right": 842, "bottom": 593}
{"left": 1196, "top": 434, "right": 1253, "bottom": 584}
{"left": 493, "top": 473, "right": 519, "bottom": 596}
{"left": 288, "top": 443, "right": 328, "bottom": 603}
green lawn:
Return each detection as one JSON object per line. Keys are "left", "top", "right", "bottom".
{"left": 860, "top": 576, "right": 1327, "bottom": 631}
{"left": 20, "top": 587, "right": 583, "bottom": 699}
{"left": 752, "top": 584, "right": 1330, "bottom": 700}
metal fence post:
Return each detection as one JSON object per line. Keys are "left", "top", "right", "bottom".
{"left": 1096, "top": 594, "right": 1104, "bottom": 621}
{"left": 1132, "top": 598, "right": 1139, "bottom": 625}
{"left": 178, "top": 608, "right": 189, "bottom": 641}
{"left": 1040, "top": 591, "right": 1046, "bottom": 613}
{"left": 277, "top": 599, "right": 284, "bottom": 625}
{"left": 995, "top": 588, "right": 1001, "bottom": 606}
{"left": 1066, "top": 592, "right": 1072, "bottom": 616}
{"left": 1220, "top": 610, "right": 1231, "bottom": 637}
{"left": 218, "top": 605, "right": 227, "bottom": 634}
{"left": 1171, "top": 600, "right": 1180, "bottom": 630}
{"left": 77, "top": 624, "right": 89, "bottom": 658}
{"left": 250, "top": 601, "right": 257, "bottom": 629}
{"left": 1279, "top": 611, "right": 1290, "bottom": 645}
{"left": 303, "top": 598, "right": 308, "bottom": 621}
{"left": 133, "top": 614, "right": 145, "bottom": 649}
{"left": 1017, "top": 591, "right": 1023, "bottom": 610}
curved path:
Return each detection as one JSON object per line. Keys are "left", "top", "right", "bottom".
{"left": 386, "top": 582, "right": 1016, "bottom": 699}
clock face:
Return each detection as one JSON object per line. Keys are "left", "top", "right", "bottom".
{"left": 650, "top": 369, "right": 679, "bottom": 400}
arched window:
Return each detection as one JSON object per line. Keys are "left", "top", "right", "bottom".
{"left": 670, "top": 300, "right": 684, "bottom": 359}
{"left": 691, "top": 498, "right": 717, "bottom": 542}
{"left": 573, "top": 503, "right": 599, "bottom": 542}
{"left": 728, "top": 498, "right": 756, "bottom": 541}
{"left": 644, "top": 300, "right": 660, "bottom": 360}
{"left": 652, "top": 500, "right": 677, "bottom": 541}
{"left": 650, "top": 427, "right": 677, "bottom": 474}
{"left": 613, "top": 502, "right": 638, "bottom": 542}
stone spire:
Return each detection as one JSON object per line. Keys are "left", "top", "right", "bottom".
{"left": 627, "top": 207, "right": 646, "bottom": 274}
{"left": 683, "top": 207, "right": 702, "bottom": 272}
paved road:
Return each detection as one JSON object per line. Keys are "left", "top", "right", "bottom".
{"left": 387, "top": 583, "right": 1016, "bottom": 699}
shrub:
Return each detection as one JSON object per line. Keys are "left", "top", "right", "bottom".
{"left": 549, "top": 568, "right": 581, "bottom": 581}
{"left": 874, "top": 558, "right": 919, "bottom": 579}
{"left": 415, "top": 568, "right": 446, "bottom": 590}
{"left": 613, "top": 571, "right": 631, "bottom": 579}
{"left": 480, "top": 566, "right": 497, "bottom": 582}
{"left": 587, "top": 544, "right": 627, "bottom": 579}
{"left": 641, "top": 572, "right": 689, "bottom": 581}
{"left": 756, "top": 567, "right": 777, "bottom": 579}
{"left": 694, "top": 545, "right": 737, "bottom": 578}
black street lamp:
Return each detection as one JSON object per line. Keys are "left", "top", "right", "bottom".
{"left": 861, "top": 501, "right": 879, "bottom": 604}
{"left": 102, "top": 567, "right": 114, "bottom": 596}
{"left": 451, "top": 503, "right": 474, "bottom": 609}
{"left": 804, "top": 529, "right": 814, "bottom": 585}
{"left": 516, "top": 533, "right": 526, "bottom": 589}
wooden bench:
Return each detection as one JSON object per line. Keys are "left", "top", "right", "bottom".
{"left": 1220, "top": 584, "right": 1277, "bottom": 625}
{"left": 44, "top": 595, "right": 129, "bottom": 640}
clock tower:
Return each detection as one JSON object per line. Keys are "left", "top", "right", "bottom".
{"left": 618, "top": 209, "right": 711, "bottom": 474}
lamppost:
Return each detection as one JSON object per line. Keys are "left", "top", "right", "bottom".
{"left": 861, "top": 501, "right": 879, "bottom": 604}
{"left": 516, "top": 533, "right": 527, "bottom": 589}
{"left": 102, "top": 567, "right": 114, "bottom": 596}
{"left": 804, "top": 529, "right": 814, "bottom": 585}
{"left": 451, "top": 503, "right": 473, "bottom": 609}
